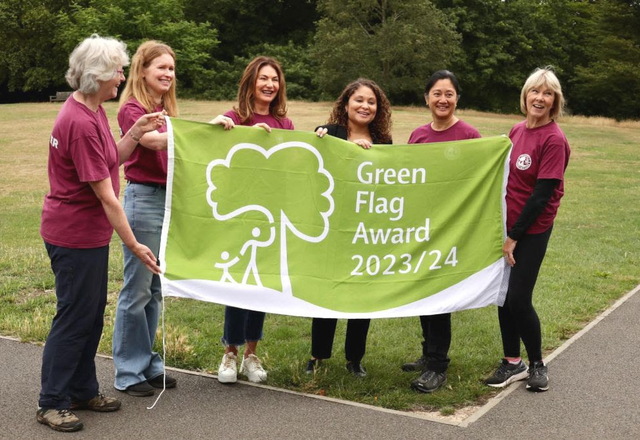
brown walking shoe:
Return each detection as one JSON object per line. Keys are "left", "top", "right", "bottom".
{"left": 70, "top": 393, "right": 121, "bottom": 412}
{"left": 36, "top": 408, "right": 83, "bottom": 432}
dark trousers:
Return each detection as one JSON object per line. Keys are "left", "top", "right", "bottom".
{"left": 419, "top": 313, "right": 451, "bottom": 373}
{"left": 311, "top": 318, "right": 370, "bottom": 363}
{"left": 39, "top": 243, "right": 109, "bottom": 409}
{"left": 222, "top": 306, "right": 266, "bottom": 346}
{"left": 498, "top": 227, "right": 552, "bottom": 363}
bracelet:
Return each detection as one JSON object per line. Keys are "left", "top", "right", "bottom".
{"left": 129, "top": 130, "right": 141, "bottom": 143}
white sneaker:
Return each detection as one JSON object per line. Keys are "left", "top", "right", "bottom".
{"left": 217, "top": 352, "right": 238, "bottom": 384}
{"left": 239, "top": 354, "right": 267, "bottom": 383}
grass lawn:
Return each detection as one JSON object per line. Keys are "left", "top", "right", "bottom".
{"left": 1, "top": 99, "right": 639, "bottom": 415}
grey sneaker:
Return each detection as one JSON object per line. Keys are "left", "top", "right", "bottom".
{"left": 402, "top": 355, "right": 428, "bottom": 372}
{"left": 70, "top": 392, "right": 121, "bottom": 412}
{"left": 484, "top": 359, "right": 529, "bottom": 387}
{"left": 36, "top": 408, "right": 83, "bottom": 432}
{"left": 526, "top": 361, "right": 549, "bottom": 392}
{"left": 411, "top": 370, "right": 447, "bottom": 393}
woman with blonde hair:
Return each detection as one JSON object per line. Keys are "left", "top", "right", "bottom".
{"left": 112, "top": 40, "right": 226, "bottom": 397}
{"left": 484, "top": 66, "right": 570, "bottom": 392}
{"left": 212, "top": 56, "right": 294, "bottom": 385}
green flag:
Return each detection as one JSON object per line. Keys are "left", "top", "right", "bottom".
{"left": 160, "top": 118, "right": 512, "bottom": 318}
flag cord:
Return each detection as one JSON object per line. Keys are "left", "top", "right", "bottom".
{"left": 146, "top": 294, "right": 166, "bottom": 410}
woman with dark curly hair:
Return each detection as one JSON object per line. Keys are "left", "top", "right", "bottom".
{"left": 305, "top": 78, "right": 392, "bottom": 377}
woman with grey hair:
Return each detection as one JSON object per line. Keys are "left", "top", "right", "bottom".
{"left": 38, "top": 34, "right": 165, "bottom": 432}
{"left": 484, "top": 66, "right": 570, "bottom": 392}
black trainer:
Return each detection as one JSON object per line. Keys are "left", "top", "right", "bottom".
{"left": 120, "top": 381, "right": 155, "bottom": 397}
{"left": 401, "top": 355, "right": 428, "bottom": 372}
{"left": 526, "top": 361, "right": 549, "bottom": 392}
{"left": 484, "top": 359, "right": 529, "bottom": 387}
{"left": 411, "top": 370, "right": 447, "bottom": 393}
{"left": 148, "top": 374, "right": 177, "bottom": 389}
{"left": 346, "top": 361, "right": 367, "bottom": 377}
{"left": 305, "top": 358, "right": 322, "bottom": 374}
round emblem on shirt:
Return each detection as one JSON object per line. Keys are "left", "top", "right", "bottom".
{"left": 444, "top": 145, "right": 461, "bottom": 160}
{"left": 516, "top": 154, "right": 532, "bottom": 170}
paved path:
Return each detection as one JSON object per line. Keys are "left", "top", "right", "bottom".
{"left": 1, "top": 285, "right": 638, "bottom": 440}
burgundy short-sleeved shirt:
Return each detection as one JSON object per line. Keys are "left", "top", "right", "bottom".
{"left": 224, "top": 110, "right": 294, "bottom": 130}
{"left": 119, "top": 98, "right": 167, "bottom": 185}
{"left": 506, "top": 120, "right": 570, "bottom": 234}
{"left": 41, "top": 97, "right": 119, "bottom": 248}
{"left": 408, "top": 120, "right": 481, "bottom": 144}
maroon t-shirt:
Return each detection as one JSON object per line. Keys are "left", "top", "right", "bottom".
{"left": 119, "top": 98, "right": 167, "bottom": 185}
{"left": 506, "top": 120, "right": 570, "bottom": 234}
{"left": 224, "top": 110, "right": 294, "bottom": 130}
{"left": 41, "top": 97, "right": 119, "bottom": 248}
{"left": 408, "top": 120, "right": 481, "bottom": 144}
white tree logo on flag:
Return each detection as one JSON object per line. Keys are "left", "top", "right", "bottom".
{"left": 206, "top": 142, "right": 335, "bottom": 295}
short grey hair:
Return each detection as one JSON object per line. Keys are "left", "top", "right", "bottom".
{"left": 520, "top": 66, "right": 565, "bottom": 120}
{"left": 65, "top": 34, "right": 129, "bottom": 94}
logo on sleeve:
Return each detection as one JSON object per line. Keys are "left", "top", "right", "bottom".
{"left": 50, "top": 135, "right": 59, "bottom": 149}
{"left": 516, "top": 154, "right": 531, "bottom": 170}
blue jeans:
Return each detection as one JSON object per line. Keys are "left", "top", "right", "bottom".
{"left": 222, "top": 306, "right": 265, "bottom": 346}
{"left": 112, "top": 183, "right": 165, "bottom": 390}
{"left": 40, "top": 243, "right": 108, "bottom": 409}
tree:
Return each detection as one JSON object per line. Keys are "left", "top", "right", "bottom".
{"left": 206, "top": 41, "right": 317, "bottom": 101}
{"left": 434, "top": 0, "right": 583, "bottom": 113}
{"left": 570, "top": 0, "right": 640, "bottom": 120}
{"left": 183, "top": 0, "right": 319, "bottom": 100}
{"left": 0, "top": 0, "right": 71, "bottom": 96}
{"left": 183, "top": 0, "right": 318, "bottom": 61}
{"left": 312, "top": 0, "right": 461, "bottom": 103}
{"left": 0, "top": 0, "right": 219, "bottom": 99}
{"left": 54, "top": 0, "right": 219, "bottom": 96}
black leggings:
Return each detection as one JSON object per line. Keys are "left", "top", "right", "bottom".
{"left": 498, "top": 227, "right": 552, "bottom": 363}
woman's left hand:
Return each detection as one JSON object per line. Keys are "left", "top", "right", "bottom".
{"left": 131, "top": 242, "right": 162, "bottom": 274}
{"left": 352, "top": 139, "right": 372, "bottom": 150}
{"left": 502, "top": 237, "right": 517, "bottom": 267}
{"left": 316, "top": 127, "right": 328, "bottom": 138}
{"left": 209, "top": 115, "right": 235, "bottom": 130}
{"left": 133, "top": 111, "right": 167, "bottom": 135}
{"left": 253, "top": 122, "right": 272, "bottom": 132}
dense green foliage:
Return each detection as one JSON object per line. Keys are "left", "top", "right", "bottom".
{"left": 570, "top": 0, "right": 640, "bottom": 120}
{"left": 313, "top": 0, "right": 460, "bottom": 102}
{"left": 0, "top": 0, "right": 638, "bottom": 119}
